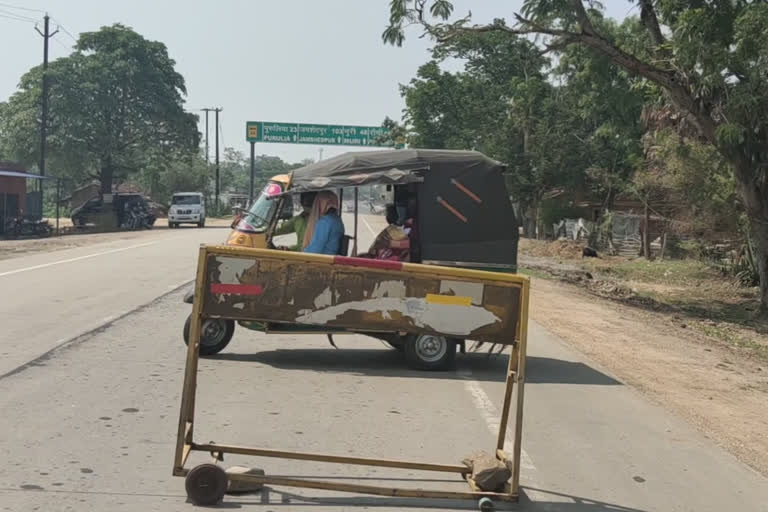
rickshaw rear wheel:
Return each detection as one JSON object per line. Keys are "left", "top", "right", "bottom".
{"left": 404, "top": 334, "right": 457, "bottom": 371}
{"left": 183, "top": 315, "right": 235, "bottom": 356}
{"left": 185, "top": 463, "right": 228, "bottom": 506}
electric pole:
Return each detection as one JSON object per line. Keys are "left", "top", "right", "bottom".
{"left": 35, "top": 14, "right": 58, "bottom": 202}
{"left": 201, "top": 107, "right": 222, "bottom": 210}
{"left": 214, "top": 108, "right": 221, "bottom": 211}
{"left": 201, "top": 108, "right": 212, "bottom": 163}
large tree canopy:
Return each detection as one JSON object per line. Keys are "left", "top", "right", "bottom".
{"left": 384, "top": 0, "right": 768, "bottom": 315}
{"left": 393, "top": 19, "right": 645, "bottom": 237}
{"left": 0, "top": 24, "right": 199, "bottom": 193}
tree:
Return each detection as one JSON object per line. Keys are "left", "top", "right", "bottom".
{"left": 395, "top": 25, "right": 618, "bottom": 237}
{"left": 0, "top": 24, "right": 199, "bottom": 193}
{"left": 385, "top": 1, "right": 768, "bottom": 315}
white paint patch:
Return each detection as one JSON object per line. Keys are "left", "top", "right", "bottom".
{"left": 295, "top": 297, "right": 500, "bottom": 336}
{"left": 370, "top": 280, "right": 406, "bottom": 299}
{"left": 216, "top": 257, "right": 255, "bottom": 285}
{"left": 233, "top": 303, "right": 245, "bottom": 310}
{"left": 440, "top": 280, "right": 484, "bottom": 305}
{"left": 0, "top": 241, "right": 157, "bottom": 278}
{"left": 314, "top": 287, "right": 333, "bottom": 309}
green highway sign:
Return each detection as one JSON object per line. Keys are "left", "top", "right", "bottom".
{"left": 246, "top": 121, "right": 393, "bottom": 147}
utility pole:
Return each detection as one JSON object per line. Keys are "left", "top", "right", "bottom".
{"left": 35, "top": 14, "right": 58, "bottom": 203}
{"left": 214, "top": 108, "right": 222, "bottom": 211}
{"left": 200, "top": 108, "right": 212, "bottom": 163}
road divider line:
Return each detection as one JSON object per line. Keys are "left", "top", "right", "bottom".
{"left": 0, "top": 241, "right": 158, "bottom": 278}
{"left": 360, "top": 216, "right": 377, "bottom": 237}
{"left": 460, "top": 372, "right": 536, "bottom": 472}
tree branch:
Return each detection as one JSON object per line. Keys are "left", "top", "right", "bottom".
{"left": 569, "top": 0, "right": 596, "bottom": 34}
{"left": 437, "top": 12, "right": 719, "bottom": 143}
{"left": 638, "top": 0, "right": 666, "bottom": 47}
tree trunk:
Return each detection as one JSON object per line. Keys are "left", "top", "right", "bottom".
{"left": 643, "top": 201, "right": 651, "bottom": 259}
{"left": 735, "top": 165, "right": 768, "bottom": 315}
{"left": 751, "top": 219, "right": 768, "bottom": 316}
{"left": 100, "top": 157, "right": 114, "bottom": 195}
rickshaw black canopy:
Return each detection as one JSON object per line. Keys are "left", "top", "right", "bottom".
{"left": 287, "top": 148, "right": 518, "bottom": 271}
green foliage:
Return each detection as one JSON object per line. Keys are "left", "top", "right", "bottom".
{"left": 636, "top": 129, "right": 739, "bottom": 232}
{"left": 0, "top": 24, "right": 199, "bottom": 193}
{"left": 396, "top": 20, "right": 646, "bottom": 217}
{"left": 384, "top": 0, "right": 768, "bottom": 312}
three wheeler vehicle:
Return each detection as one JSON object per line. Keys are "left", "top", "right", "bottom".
{"left": 181, "top": 149, "right": 519, "bottom": 370}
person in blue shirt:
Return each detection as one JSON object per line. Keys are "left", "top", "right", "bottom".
{"left": 302, "top": 190, "right": 345, "bottom": 255}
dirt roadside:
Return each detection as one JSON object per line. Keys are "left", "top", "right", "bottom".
{"left": 527, "top": 274, "right": 768, "bottom": 476}
{"left": 0, "top": 218, "right": 232, "bottom": 261}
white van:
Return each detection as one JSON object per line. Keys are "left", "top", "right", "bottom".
{"left": 169, "top": 192, "right": 206, "bottom": 228}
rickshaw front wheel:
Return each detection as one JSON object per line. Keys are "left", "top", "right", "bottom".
{"left": 185, "top": 463, "right": 228, "bottom": 506}
{"left": 404, "top": 334, "right": 457, "bottom": 371}
{"left": 183, "top": 315, "right": 235, "bottom": 356}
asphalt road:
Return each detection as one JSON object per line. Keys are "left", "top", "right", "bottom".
{"left": 1, "top": 217, "right": 767, "bottom": 512}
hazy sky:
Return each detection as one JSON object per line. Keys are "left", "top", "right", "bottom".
{"left": 0, "top": 0, "right": 632, "bottom": 164}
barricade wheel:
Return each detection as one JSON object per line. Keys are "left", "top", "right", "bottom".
{"left": 185, "top": 463, "right": 228, "bottom": 506}
{"left": 478, "top": 497, "right": 495, "bottom": 511}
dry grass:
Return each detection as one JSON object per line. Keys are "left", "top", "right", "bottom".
{"left": 519, "top": 238, "right": 768, "bottom": 362}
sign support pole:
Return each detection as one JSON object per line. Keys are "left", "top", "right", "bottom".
{"left": 249, "top": 142, "right": 256, "bottom": 206}
{"left": 352, "top": 188, "right": 359, "bottom": 256}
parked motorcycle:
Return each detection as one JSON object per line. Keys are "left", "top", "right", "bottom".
{"left": 3, "top": 217, "right": 52, "bottom": 238}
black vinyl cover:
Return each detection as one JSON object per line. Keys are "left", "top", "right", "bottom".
{"left": 414, "top": 153, "right": 518, "bottom": 269}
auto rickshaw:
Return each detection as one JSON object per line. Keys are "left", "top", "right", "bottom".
{"left": 182, "top": 149, "right": 519, "bottom": 370}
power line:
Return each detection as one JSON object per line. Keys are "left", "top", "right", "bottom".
{"left": 0, "top": 1, "right": 45, "bottom": 13}
{"left": 0, "top": 10, "right": 35, "bottom": 23}
{"left": 0, "top": 7, "right": 34, "bottom": 21}
{"left": 218, "top": 119, "right": 226, "bottom": 151}
{"left": 51, "top": 17, "right": 77, "bottom": 42}
{"left": 52, "top": 35, "right": 70, "bottom": 52}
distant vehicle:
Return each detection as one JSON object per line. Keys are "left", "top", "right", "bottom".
{"left": 169, "top": 192, "right": 206, "bottom": 228}
{"left": 68, "top": 183, "right": 155, "bottom": 230}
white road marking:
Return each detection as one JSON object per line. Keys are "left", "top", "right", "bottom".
{"left": 0, "top": 241, "right": 158, "bottom": 278}
{"left": 461, "top": 370, "right": 554, "bottom": 503}
{"left": 461, "top": 375, "right": 537, "bottom": 471}
{"left": 360, "top": 216, "right": 377, "bottom": 236}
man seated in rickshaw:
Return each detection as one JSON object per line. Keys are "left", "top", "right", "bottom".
{"left": 274, "top": 192, "right": 315, "bottom": 251}
{"left": 363, "top": 204, "right": 411, "bottom": 261}
{"left": 303, "top": 190, "right": 345, "bottom": 255}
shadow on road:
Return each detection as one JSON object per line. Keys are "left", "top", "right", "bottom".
{"left": 221, "top": 484, "right": 647, "bottom": 511}
{"left": 525, "top": 357, "right": 620, "bottom": 385}
{"left": 213, "top": 349, "right": 620, "bottom": 386}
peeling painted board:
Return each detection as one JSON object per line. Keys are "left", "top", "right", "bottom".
{"left": 439, "top": 280, "right": 484, "bottom": 305}
{"left": 370, "top": 279, "right": 407, "bottom": 299}
{"left": 198, "top": 250, "right": 523, "bottom": 344}
{"left": 212, "top": 256, "right": 257, "bottom": 285}
{"left": 295, "top": 297, "right": 501, "bottom": 337}
{"left": 334, "top": 272, "right": 363, "bottom": 304}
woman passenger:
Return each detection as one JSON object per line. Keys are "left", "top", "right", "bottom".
{"left": 303, "top": 190, "right": 345, "bottom": 255}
